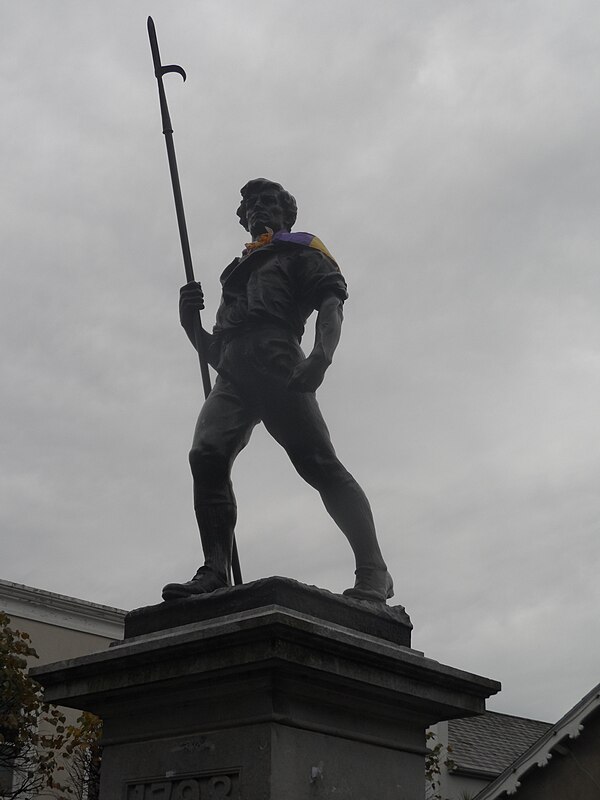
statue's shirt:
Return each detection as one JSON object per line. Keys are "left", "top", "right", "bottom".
{"left": 209, "top": 241, "right": 347, "bottom": 385}
{"left": 213, "top": 242, "right": 348, "bottom": 342}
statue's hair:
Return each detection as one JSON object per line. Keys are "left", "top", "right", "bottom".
{"left": 236, "top": 178, "right": 297, "bottom": 232}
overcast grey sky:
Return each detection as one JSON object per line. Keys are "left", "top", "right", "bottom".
{"left": 2, "top": 1, "right": 599, "bottom": 723}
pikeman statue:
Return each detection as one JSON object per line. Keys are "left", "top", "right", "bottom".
{"left": 162, "top": 179, "right": 393, "bottom": 603}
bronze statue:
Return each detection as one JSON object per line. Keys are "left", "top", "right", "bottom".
{"left": 162, "top": 179, "right": 393, "bottom": 602}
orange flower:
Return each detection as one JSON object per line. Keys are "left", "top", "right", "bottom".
{"left": 245, "top": 230, "right": 273, "bottom": 252}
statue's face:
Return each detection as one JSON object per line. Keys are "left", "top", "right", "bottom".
{"left": 245, "top": 187, "right": 287, "bottom": 238}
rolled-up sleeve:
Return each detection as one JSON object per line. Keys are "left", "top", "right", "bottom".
{"left": 297, "top": 249, "right": 348, "bottom": 310}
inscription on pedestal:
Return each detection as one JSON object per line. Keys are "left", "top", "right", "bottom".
{"left": 125, "top": 771, "right": 240, "bottom": 799}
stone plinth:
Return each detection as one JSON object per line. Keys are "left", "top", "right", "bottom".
{"left": 32, "top": 577, "right": 500, "bottom": 800}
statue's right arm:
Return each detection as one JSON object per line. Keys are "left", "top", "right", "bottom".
{"left": 179, "top": 281, "right": 214, "bottom": 355}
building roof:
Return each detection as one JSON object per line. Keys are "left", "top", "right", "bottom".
{"left": 0, "top": 578, "right": 127, "bottom": 638}
{"left": 474, "top": 682, "right": 600, "bottom": 798}
{"left": 449, "top": 711, "right": 552, "bottom": 779}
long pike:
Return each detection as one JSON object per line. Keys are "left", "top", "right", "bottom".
{"left": 147, "top": 17, "right": 243, "bottom": 586}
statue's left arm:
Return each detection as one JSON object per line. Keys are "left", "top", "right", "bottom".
{"left": 288, "top": 294, "right": 344, "bottom": 393}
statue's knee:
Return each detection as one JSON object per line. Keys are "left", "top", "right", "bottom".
{"left": 291, "top": 449, "right": 344, "bottom": 488}
{"left": 189, "top": 443, "right": 228, "bottom": 484}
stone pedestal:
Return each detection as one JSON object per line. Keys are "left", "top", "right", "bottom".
{"left": 32, "top": 577, "right": 500, "bottom": 800}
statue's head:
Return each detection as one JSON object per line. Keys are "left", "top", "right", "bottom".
{"left": 237, "top": 178, "right": 297, "bottom": 238}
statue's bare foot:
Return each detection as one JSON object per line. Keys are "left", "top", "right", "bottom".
{"left": 343, "top": 567, "right": 394, "bottom": 602}
{"left": 162, "top": 566, "right": 230, "bottom": 601}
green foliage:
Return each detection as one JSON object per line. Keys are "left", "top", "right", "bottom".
{"left": 425, "top": 729, "right": 456, "bottom": 800}
{"left": 0, "top": 611, "right": 102, "bottom": 799}
{"left": 1, "top": 609, "right": 60, "bottom": 798}
{"left": 60, "top": 713, "right": 102, "bottom": 800}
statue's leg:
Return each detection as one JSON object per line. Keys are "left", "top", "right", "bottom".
{"left": 162, "top": 377, "right": 258, "bottom": 600}
{"left": 260, "top": 386, "right": 393, "bottom": 601}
